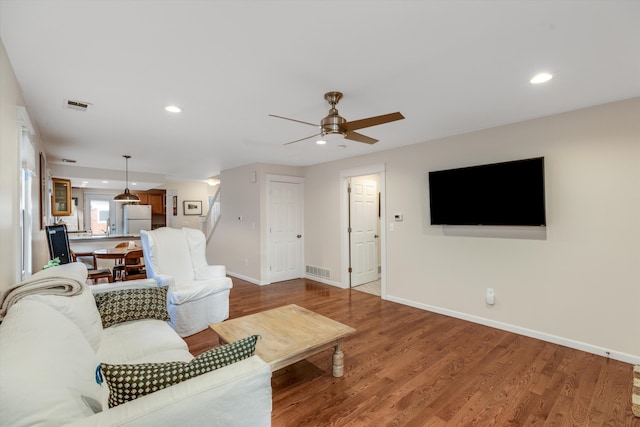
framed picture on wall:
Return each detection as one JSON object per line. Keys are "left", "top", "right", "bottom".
{"left": 183, "top": 200, "right": 202, "bottom": 215}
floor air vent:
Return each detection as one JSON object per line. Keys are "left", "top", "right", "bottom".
{"left": 306, "top": 265, "right": 330, "bottom": 279}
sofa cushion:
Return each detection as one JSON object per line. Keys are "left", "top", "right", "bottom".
{"left": 0, "top": 299, "right": 103, "bottom": 427}
{"left": 97, "top": 318, "right": 191, "bottom": 364}
{"left": 100, "top": 335, "right": 259, "bottom": 407}
{"left": 22, "top": 285, "right": 104, "bottom": 351}
{"left": 94, "top": 286, "right": 170, "bottom": 328}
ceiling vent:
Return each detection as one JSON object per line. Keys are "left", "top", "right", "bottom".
{"left": 64, "top": 99, "right": 92, "bottom": 111}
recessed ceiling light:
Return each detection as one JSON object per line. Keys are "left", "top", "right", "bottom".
{"left": 530, "top": 72, "right": 553, "bottom": 84}
{"left": 165, "top": 105, "right": 182, "bottom": 113}
{"left": 101, "top": 180, "right": 109, "bottom": 184}
{"left": 316, "top": 139, "right": 327, "bottom": 145}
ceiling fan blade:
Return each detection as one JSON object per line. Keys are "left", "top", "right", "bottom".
{"left": 345, "top": 131, "right": 378, "bottom": 144}
{"left": 269, "top": 114, "right": 319, "bottom": 128}
{"left": 283, "top": 133, "right": 322, "bottom": 145}
{"left": 343, "top": 112, "right": 405, "bottom": 132}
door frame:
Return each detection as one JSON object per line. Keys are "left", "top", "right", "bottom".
{"left": 340, "top": 164, "right": 386, "bottom": 297}
{"left": 265, "top": 174, "right": 305, "bottom": 284}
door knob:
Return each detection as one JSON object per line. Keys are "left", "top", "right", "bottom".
{"left": 374, "top": 234, "right": 379, "bottom": 238}
{"left": 297, "top": 234, "right": 302, "bottom": 238}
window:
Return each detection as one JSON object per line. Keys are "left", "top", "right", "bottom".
{"left": 20, "top": 124, "right": 35, "bottom": 278}
{"left": 84, "top": 193, "right": 120, "bottom": 235}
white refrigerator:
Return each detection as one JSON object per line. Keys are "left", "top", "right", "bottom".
{"left": 123, "top": 204, "right": 152, "bottom": 234}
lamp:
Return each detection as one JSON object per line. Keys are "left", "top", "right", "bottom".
{"left": 113, "top": 155, "right": 140, "bottom": 203}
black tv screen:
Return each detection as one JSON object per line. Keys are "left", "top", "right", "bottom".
{"left": 429, "top": 157, "right": 546, "bottom": 226}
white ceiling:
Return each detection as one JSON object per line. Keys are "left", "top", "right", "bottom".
{"left": 2, "top": 1, "right": 639, "bottom": 187}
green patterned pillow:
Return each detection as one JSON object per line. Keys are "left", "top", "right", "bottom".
{"left": 93, "top": 287, "right": 169, "bottom": 328}
{"left": 100, "top": 335, "right": 259, "bottom": 407}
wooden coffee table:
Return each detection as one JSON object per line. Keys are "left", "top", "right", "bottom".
{"left": 210, "top": 304, "right": 356, "bottom": 377}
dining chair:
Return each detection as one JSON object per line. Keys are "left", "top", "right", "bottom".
{"left": 122, "top": 249, "right": 146, "bottom": 281}
{"left": 112, "top": 242, "right": 128, "bottom": 280}
{"left": 71, "top": 251, "right": 113, "bottom": 284}
{"left": 45, "top": 224, "right": 113, "bottom": 284}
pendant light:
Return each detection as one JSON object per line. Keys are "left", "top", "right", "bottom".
{"left": 114, "top": 155, "right": 140, "bottom": 202}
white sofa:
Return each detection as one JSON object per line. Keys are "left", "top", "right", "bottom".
{"left": 0, "top": 275, "right": 271, "bottom": 427}
{"left": 141, "top": 227, "right": 233, "bottom": 337}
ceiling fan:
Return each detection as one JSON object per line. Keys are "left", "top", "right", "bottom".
{"left": 270, "top": 91, "right": 405, "bottom": 145}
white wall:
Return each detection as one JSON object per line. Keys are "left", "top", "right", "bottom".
{"left": 212, "top": 163, "right": 303, "bottom": 284}
{"left": 303, "top": 97, "right": 640, "bottom": 362}
{"left": 212, "top": 164, "right": 261, "bottom": 282}
{"left": 158, "top": 180, "right": 209, "bottom": 230}
{"left": 1, "top": 40, "right": 49, "bottom": 288}
{"left": 0, "top": 40, "right": 22, "bottom": 287}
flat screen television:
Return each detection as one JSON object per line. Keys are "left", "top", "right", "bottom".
{"left": 428, "top": 157, "right": 546, "bottom": 226}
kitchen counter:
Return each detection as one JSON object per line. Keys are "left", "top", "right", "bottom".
{"left": 68, "top": 233, "right": 142, "bottom": 242}
{"left": 70, "top": 234, "right": 143, "bottom": 270}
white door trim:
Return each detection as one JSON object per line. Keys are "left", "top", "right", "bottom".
{"left": 339, "top": 164, "right": 386, "bottom": 297}
{"left": 266, "top": 174, "right": 305, "bottom": 284}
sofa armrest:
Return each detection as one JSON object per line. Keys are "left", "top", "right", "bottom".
{"left": 195, "top": 265, "right": 226, "bottom": 280}
{"left": 149, "top": 273, "right": 174, "bottom": 287}
{"left": 67, "top": 356, "right": 272, "bottom": 427}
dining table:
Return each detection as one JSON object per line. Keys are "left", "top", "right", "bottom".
{"left": 93, "top": 246, "right": 141, "bottom": 261}
{"left": 93, "top": 246, "right": 143, "bottom": 281}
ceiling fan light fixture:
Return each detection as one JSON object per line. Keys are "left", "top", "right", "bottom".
{"left": 272, "top": 91, "right": 404, "bottom": 145}
{"left": 114, "top": 155, "right": 140, "bottom": 203}
{"left": 165, "top": 105, "right": 182, "bottom": 113}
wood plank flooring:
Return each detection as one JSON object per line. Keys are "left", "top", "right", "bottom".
{"left": 185, "top": 278, "right": 639, "bottom": 426}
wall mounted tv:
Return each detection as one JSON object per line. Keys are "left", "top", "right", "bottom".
{"left": 428, "top": 157, "right": 546, "bottom": 226}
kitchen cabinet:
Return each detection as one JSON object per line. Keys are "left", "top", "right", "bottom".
{"left": 133, "top": 193, "right": 149, "bottom": 205}
{"left": 51, "top": 177, "right": 72, "bottom": 216}
{"left": 149, "top": 194, "right": 165, "bottom": 215}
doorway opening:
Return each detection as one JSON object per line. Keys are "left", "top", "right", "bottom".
{"left": 340, "top": 164, "right": 386, "bottom": 298}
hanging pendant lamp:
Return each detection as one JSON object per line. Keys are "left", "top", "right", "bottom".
{"left": 114, "top": 155, "right": 140, "bottom": 202}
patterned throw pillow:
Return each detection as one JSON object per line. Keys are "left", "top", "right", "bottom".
{"left": 93, "top": 287, "right": 169, "bottom": 328}
{"left": 100, "top": 335, "right": 259, "bottom": 408}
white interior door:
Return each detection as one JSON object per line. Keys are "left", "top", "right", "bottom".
{"left": 350, "top": 176, "right": 379, "bottom": 287}
{"left": 268, "top": 179, "right": 303, "bottom": 283}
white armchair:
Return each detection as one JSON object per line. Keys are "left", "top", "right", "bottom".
{"left": 140, "top": 227, "right": 232, "bottom": 337}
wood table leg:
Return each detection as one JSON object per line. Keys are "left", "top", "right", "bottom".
{"left": 332, "top": 339, "right": 345, "bottom": 377}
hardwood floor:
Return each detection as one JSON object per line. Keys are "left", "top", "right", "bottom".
{"left": 185, "top": 278, "right": 639, "bottom": 426}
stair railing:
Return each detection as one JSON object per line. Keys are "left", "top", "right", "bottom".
{"left": 205, "top": 187, "right": 221, "bottom": 243}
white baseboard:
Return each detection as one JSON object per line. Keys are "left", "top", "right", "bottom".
{"left": 304, "top": 275, "right": 345, "bottom": 288}
{"left": 386, "top": 295, "right": 640, "bottom": 365}
{"left": 226, "top": 271, "right": 269, "bottom": 286}
{"left": 226, "top": 272, "right": 344, "bottom": 288}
